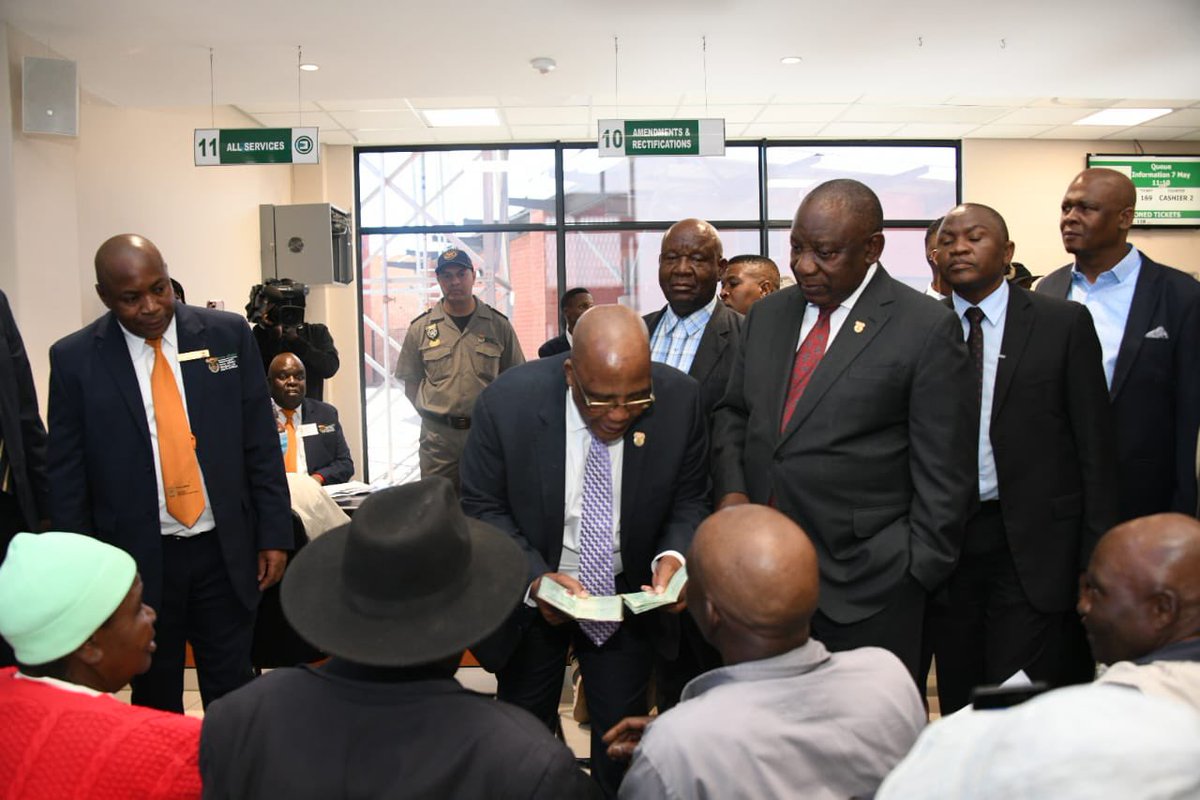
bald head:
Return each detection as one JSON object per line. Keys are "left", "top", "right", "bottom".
{"left": 1061, "top": 168, "right": 1137, "bottom": 272}
{"left": 565, "top": 305, "right": 652, "bottom": 442}
{"left": 1079, "top": 513, "right": 1200, "bottom": 664}
{"left": 803, "top": 179, "right": 884, "bottom": 233}
{"left": 688, "top": 505, "right": 818, "bottom": 664}
{"left": 93, "top": 234, "right": 174, "bottom": 340}
{"left": 268, "top": 352, "right": 306, "bottom": 410}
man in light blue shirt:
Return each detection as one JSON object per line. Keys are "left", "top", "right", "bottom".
{"left": 1037, "top": 168, "right": 1200, "bottom": 521}
{"left": 644, "top": 219, "right": 742, "bottom": 421}
{"left": 929, "top": 203, "right": 1118, "bottom": 714}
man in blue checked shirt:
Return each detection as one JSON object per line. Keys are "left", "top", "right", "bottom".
{"left": 643, "top": 219, "right": 742, "bottom": 422}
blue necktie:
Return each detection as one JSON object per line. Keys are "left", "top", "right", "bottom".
{"left": 579, "top": 433, "right": 619, "bottom": 646}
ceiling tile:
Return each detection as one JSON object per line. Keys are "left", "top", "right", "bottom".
{"left": 817, "top": 122, "right": 903, "bottom": 138}
{"left": 1103, "top": 126, "right": 1197, "bottom": 141}
{"left": 502, "top": 106, "right": 590, "bottom": 125}
{"left": 1110, "top": 99, "right": 1195, "bottom": 109}
{"left": 508, "top": 125, "right": 591, "bottom": 140}
{"left": 588, "top": 93, "right": 684, "bottom": 107}
{"left": 430, "top": 127, "right": 513, "bottom": 143}
{"left": 892, "top": 123, "right": 979, "bottom": 138}
{"left": 500, "top": 95, "right": 591, "bottom": 107}
{"left": 589, "top": 106, "right": 682, "bottom": 123}
{"left": 964, "top": 124, "right": 1056, "bottom": 139}
{"left": 316, "top": 98, "right": 415, "bottom": 112}
{"left": 769, "top": 92, "right": 861, "bottom": 104}
{"left": 754, "top": 105, "right": 850, "bottom": 123}
{"left": 234, "top": 101, "right": 321, "bottom": 115}
{"left": 317, "top": 129, "right": 358, "bottom": 145}
{"left": 353, "top": 129, "right": 431, "bottom": 146}
{"left": 679, "top": 93, "right": 773, "bottom": 106}
{"left": 328, "top": 109, "right": 424, "bottom": 129}
{"left": 1027, "top": 98, "right": 1119, "bottom": 108}
{"left": 1142, "top": 109, "right": 1200, "bottom": 127}
{"left": 245, "top": 111, "right": 340, "bottom": 130}
{"left": 945, "top": 95, "right": 1038, "bottom": 107}
{"left": 1173, "top": 129, "right": 1200, "bottom": 140}
{"left": 407, "top": 96, "right": 501, "bottom": 109}
{"left": 1034, "top": 125, "right": 1129, "bottom": 139}
{"left": 993, "top": 108, "right": 1104, "bottom": 125}
{"left": 854, "top": 94, "right": 954, "bottom": 106}
{"left": 737, "top": 122, "right": 825, "bottom": 138}
{"left": 840, "top": 105, "right": 1007, "bottom": 124}
{"left": 673, "top": 105, "right": 764, "bottom": 124}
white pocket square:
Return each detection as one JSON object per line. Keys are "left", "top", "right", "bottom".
{"left": 1145, "top": 326, "right": 1169, "bottom": 340}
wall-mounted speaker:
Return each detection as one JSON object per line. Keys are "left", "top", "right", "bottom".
{"left": 22, "top": 57, "right": 78, "bottom": 137}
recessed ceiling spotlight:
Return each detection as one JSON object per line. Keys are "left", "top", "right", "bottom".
{"left": 780, "top": 56, "right": 803, "bottom": 65}
{"left": 530, "top": 57, "right": 557, "bottom": 75}
{"left": 1073, "top": 107, "right": 1172, "bottom": 126}
{"left": 299, "top": 63, "right": 320, "bottom": 72}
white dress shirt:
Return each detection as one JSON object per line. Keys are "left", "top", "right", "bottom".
{"left": 796, "top": 263, "right": 879, "bottom": 351}
{"left": 953, "top": 279, "right": 1008, "bottom": 501}
{"left": 119, "top": 316, "right": 216, "bottom": 536}
{"left": 1068, "top": 244, "right": 1142, "bottom": 389}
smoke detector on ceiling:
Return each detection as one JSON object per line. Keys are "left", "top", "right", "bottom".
{"left": 530, "top": 57, "right": 557, "bottom": 75}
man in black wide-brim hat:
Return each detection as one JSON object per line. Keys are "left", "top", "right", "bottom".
{"left": 198, "top": 477, "right": 594, "bottom": 799}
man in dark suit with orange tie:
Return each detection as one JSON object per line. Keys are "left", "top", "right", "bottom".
{"left": 47, "top": 234, "right": 292, "bottom": 712}
{"left": 712, "top": 179, "right": 976, "bottom": 681}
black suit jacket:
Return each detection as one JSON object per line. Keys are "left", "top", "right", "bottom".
{"left": 713, "top": 267, "right": 977, "bottom": 624}
{"left": 299, "top": 398, "right": 354, "bottom": 485}
{"left": 47, "top": 304, "right": 293, "bottom": 610}
{"left": 644, "top": 301, "right": 742, "bottom": 419}
{"left": 537, "top": 334, "right": 569, "bottom": 359}
{"left": 955, "top": 286, "right": 1119, "bottom": 612}
{"left": 460, "top": 354, "right": 711, "bottom": 671}
{"left": 1037, "top": 254, "right": 1200, "bottom": 519}
{"left": 254, "top": 322, "right": 339, "bottom": 401}
{"left": 0, "top": 290, "right": 48, "bottom": 533}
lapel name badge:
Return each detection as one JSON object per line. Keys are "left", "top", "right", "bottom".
{"left": 206, "top": 353, "right": 239, "bottom": 373}
{"left": 178, "top": 349, "right": 211, "bottom": 362}
{"left": 853, "top": 320, "right": 866, "bottom": 334}
{"left": 633, "top": 432, "right": 646, "bottom": 447}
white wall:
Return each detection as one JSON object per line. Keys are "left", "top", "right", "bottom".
{"left": 962, "top": 139, "right": 1200, "bottom": 278}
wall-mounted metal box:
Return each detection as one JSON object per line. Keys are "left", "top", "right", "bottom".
{"left": 260, "top": 203, "right": 353, "bottom": 285}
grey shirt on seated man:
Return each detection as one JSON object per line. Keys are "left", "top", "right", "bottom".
{"left": 606, "top": 505, "right": 925, "bottom": 800}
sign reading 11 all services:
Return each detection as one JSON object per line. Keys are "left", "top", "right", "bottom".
{"left": 1087, "top": 154, "right": 1200, "bottom": 227}
{"left": 598, "top": 119, "right": 725, "bottom": 158}
{"left": 194, "top": 127, "right": 320, "bottom": 166}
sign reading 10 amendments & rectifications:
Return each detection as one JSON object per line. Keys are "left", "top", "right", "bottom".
{"left": 194, "top": 128, "right": 320, "bottom": 166}
{"left": 597, "top": 119, "right": 725, "bottom": 157}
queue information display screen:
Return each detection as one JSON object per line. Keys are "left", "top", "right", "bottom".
{"left": 1087, "top": 154, "right": 1200, "bottom": 228}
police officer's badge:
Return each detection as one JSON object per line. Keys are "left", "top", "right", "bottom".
{"left": 425, "top": 322, "right": 440, "bottom": 343}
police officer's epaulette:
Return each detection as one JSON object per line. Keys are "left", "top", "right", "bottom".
{"left": 409, "top": 308, "right": 433, "bottom": 325}
{"left": 488, "top": 304, "right": 510, "bottom": 321}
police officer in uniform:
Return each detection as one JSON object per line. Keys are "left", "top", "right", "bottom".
{"left": 396, "top": 249, "right": 525, "bottom": 491}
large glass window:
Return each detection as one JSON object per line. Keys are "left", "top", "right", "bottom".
{"left": 357, "top": 140, "right": 959, "bottom": 482}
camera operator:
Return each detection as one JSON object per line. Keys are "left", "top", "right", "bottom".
{"left": 247, "top": 278, "right": 340, "bottom": 401}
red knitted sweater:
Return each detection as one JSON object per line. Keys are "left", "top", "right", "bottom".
{"left": 0, "top": 667, "right": 201, "bottom": 799}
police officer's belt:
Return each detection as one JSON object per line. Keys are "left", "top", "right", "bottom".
{"left": 417, "top": 409, "right": 471, "bottom": 430}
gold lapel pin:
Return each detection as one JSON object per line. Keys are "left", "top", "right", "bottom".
{"left": 633, "top": 432, "right": 646, "bottom": 447}
{"left": 853, "top": 320, "right": 866, "bottom": 334}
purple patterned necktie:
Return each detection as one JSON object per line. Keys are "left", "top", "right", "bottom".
{"left": 579, "top": 432, "right": 619, "bottom": 646}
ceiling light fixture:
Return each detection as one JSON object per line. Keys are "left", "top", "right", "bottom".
{"left": 299, "top": 63, "right": 319, "bottom": 72}
{"left": 421, "top": 108, "right": 502, "bottom": 127}
{"left": 1073, "top": 108, "right": 1172, "bottom": 126}
{"left": 530, "top": 57, "right": 557, "bottom": 75}
{"left": 780, "top": 56, "right": 803, "bottom": 65}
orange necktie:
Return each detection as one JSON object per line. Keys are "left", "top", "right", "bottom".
{"left": 147, "top": 338, "right": 205, "bottom": 527}
{"left": 283, "top": 409, "right": 298, "bottom": 472}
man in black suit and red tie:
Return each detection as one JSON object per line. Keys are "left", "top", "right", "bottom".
{"left": 460, "top": 304, "right": 709, "bottom": 797}
{"left": 928, "top": 203, "right": 1119, "bottom": 712}
{"left": 712, "top": 179, "right": 977, "bottom": 681}
{"left": 1036, "top": 168, "right": 1200, "bottom": 521}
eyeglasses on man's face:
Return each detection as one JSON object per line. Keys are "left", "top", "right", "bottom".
{"left": 575, "top": 380, "right": 655, "bottom": 414}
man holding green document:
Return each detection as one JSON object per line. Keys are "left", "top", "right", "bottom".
{"left": 461, "top": 304, "right": 710, "bottom": 798}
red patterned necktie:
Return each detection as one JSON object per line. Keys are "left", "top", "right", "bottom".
{"left": 780, "top": 307, "right": 835, "bottom": 432}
